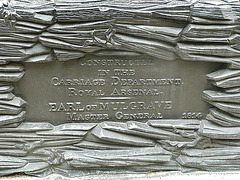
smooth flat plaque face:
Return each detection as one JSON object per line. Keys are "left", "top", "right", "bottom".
{"left": 14, "top": 55, "right": 221, "bottom": 125}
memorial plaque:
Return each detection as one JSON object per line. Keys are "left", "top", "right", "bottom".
{"left": 14, "top": 56, "right": 221, "bottom": 124}
{"left": 0, "top": 0, "right": 240, "bottom": 178}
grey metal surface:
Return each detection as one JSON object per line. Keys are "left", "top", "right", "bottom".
{"left": 0, "top": 0, "right": 240, "bottom": 177}
{"left": 13, "top": 58, "right": 221, "bottom": 125}
{"left": 2, "top": 172, "right": 240, "bottom": 180}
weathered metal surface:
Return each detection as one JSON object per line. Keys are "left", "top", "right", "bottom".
{"left": 0, "top": 0, "right": 239, "bottom": 177}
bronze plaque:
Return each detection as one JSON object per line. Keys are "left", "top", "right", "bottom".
{"left": 1, "top": 0, "right": 240, "bottom": 177}
{"left": 15, "top": 56, "right": 220, "bottom": 125}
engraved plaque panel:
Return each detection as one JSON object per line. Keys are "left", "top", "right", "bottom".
{"left": 1, "top": 0, "right": 240, "bottom": 177}
{"left": 14, "top": 55, "right": 222, "bottom": 125}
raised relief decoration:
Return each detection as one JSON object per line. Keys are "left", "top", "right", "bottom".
{"left": 0, "top": 0, "right": 240, "bottom": 177}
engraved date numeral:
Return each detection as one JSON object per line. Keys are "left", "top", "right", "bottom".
{"left": 182, "top": 112, "right": 202, "bottom": 119}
